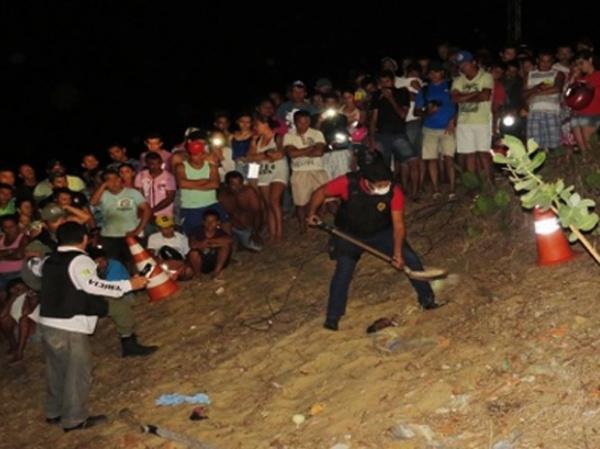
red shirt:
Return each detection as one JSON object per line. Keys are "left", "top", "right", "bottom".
{"left": 493, "top": 80, "right": 506, "bottom": 108}
{"left": 578, "top": 71, "right": 600, "bottom": 116}
{"left": 325, "top": 175, "right": 405, "bottom": 212}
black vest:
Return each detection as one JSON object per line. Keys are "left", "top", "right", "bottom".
{"left": 335, "top": 173, "right": 393, "bottom": 237}
{"left": 40, "top": 251, "right": 108, "bottom": 319}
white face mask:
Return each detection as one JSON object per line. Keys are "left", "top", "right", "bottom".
{"left": 369, "top": 182, "right": 391, "bottom": 195}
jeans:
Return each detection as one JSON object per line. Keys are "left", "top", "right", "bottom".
{"left": 180, "top": 203, "right": 229, "bottom": 236}
{"left": 232, "top": 228, "right": 263, "bottom": 252}
{"left": 375, "top": 133, "right": 417, "bottom": 166}
{"left": 40, "top": 325, "right": 92, "bottom": 429}
{"left": 327, "top": 228, "right": 434, "bottom": 321}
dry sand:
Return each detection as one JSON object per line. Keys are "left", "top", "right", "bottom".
{"left": 1, "top": 197, "right": 600, "bottom": 449}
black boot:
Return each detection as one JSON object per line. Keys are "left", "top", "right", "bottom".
{"left": 323, "top": 317, "right": 339, "bottom": 331}
{"left": 121, "top": 334, "right": 158, "bottom": 357}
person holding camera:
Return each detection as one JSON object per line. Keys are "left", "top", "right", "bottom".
{"left": 415, "top": 61, "right": 457, "bottom": 200}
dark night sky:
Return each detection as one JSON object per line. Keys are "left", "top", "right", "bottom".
{"left": 1, "top": 1, "right": 596, "bottom": 170}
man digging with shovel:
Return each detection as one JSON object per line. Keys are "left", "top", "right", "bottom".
{"left": 307, "top": 152, "right": 441, "bottom": 331}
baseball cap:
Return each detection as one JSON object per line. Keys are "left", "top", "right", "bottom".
{"left": 360, "top": 152, "right": 393, "bottom": 182}
{"left": 155, "top": 215, "right": 175, "bottom": 228}
{"left": 455, "top": 50, "right": 474, "bottom": 64}
{"left": 186, "top": 140, "right": 207, "bottom": 155}
{"left": 41, "top": 203, "right": 66, "bottom": 222}
{"left": 381, "top": 56, "right": 399, "bottom": 72}
{"left": 315, "top": 77, "right": 333, "bottom": 90}
{"left": 291, "top": 80, "right": 306, "bottom": 88}
{"left": 184, "top": 127, "right": 200, "bottom": 139}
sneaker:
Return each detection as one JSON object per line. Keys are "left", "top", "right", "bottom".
{"left": 63, "top": 415, "right": 107, "bottom": 432}
{"left": 432, "top": 192, "right": 442, "bottom": 201}
{"left": 448, "top": 192, "right": 457, "bottom": 202}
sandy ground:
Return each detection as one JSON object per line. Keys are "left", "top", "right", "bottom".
{"left": 1, "top": 189, "right": 600, "bottom": 449}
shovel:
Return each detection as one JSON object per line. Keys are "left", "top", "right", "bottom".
{"left": 313, "top": 220, "right": 447, "bottom": 281}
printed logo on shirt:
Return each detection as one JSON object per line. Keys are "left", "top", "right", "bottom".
{"left": 80, "top": 268, "right": 93, "bottom": 278}
{"left": 459, "top": 82, "right": 481, "bottom": 114}
{"left": 377, "top": 202, "right": 387, "bottom": 212}
{"left": 117, "top": 198, "right": 134, "bottom": 210}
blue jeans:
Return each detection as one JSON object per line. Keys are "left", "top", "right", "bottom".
{"left": 232, "top": 228, "right": 263, "bottom": 252}
{"left": 180, "top": 203, "right": 229, "bottom": 236}
{"left": 376, "top": 133, "right": 417, "bottom": 166}
{"left": 327, "top": 228, "right": 435, "bottom": 321}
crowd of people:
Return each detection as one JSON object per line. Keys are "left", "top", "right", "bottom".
{"left": 1, "top": 38, "right": 600, "bottom": 432}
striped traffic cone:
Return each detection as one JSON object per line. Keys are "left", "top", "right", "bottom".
{"left": 126, "top": 236, "right": 178, "bottom": 302}
{"left": 533, "top": 207, "right": 577, "bottom": 266}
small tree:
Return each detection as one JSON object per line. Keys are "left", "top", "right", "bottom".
{"left": 493, "top": 135, "right": 600, "bottom": 263}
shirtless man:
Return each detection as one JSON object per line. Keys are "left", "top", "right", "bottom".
{"left": 218, "top": 171, "right": 263, "bottom": 251}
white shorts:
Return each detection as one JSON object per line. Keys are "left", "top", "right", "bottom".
{"left": 258, "top": 159, "right": 289, "bottom": 186}
{"left": 456, "top": 123, "right": 492, "bottom": 154}
{"left": 290, "top": 170, "right": 329, "bottom": 206}
{"left": 9, "top": 293, "right": 39, "bottom": 323}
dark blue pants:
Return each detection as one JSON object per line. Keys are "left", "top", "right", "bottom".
{"left": 327, "top": 228, "right": 435, "bottom": 321}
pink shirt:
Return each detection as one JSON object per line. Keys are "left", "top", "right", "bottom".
{"left": 0, "top": 232, "right": 25, "bottom": 274}
{"left": 134, "top": 169, "right": 176, "bottom": 217}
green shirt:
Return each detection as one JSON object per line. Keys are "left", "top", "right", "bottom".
{"left": 99, "top": 188, "right": 146, "bottom": 237}
{"left": 0, "top": 199, "right": 16, "bottom": 217}
{"left": 34, "top": 176, "right": 86, "bottom": 202}
{"left": 180, "top": 161, "right": 217, "bottom": 209}
{"left": 452, "top": 69, "right": 494, "bottom": 125}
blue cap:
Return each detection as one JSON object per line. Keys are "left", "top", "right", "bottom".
{"left": 456, "top": 50, "right": 474, "bottom": 64}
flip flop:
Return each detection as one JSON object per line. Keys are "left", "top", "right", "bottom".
{"left": 366, "top": 317, "right": 396, "bottom": 334}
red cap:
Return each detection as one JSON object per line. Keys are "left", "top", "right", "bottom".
{"left": 187, "top": 140, "right": 207, "bottom": 155}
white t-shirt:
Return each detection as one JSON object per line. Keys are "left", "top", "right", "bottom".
{"left": 527, "top": 69, "right": 561, "bottom": 113}
{"left": 283, "top": 128, "right": 326, "bottom": 172}
{"left": 217, "top": 146, "right": 236, "bottom": 182}
{"left": 395, "top": 76, "right": 423, "bottom": 121}
{"left": 147, "top": 231, "right": 190, "bottom": 257}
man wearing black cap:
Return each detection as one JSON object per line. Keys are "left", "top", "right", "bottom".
{"left": 306, "top": 153, "right": 439, "bottom": 331}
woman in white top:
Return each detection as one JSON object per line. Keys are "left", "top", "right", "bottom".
{"left": 340, "top": 87, "right": 366, "bottom": 126}
{"left": 246, "top": 115, "right": 289, "bottom": 242}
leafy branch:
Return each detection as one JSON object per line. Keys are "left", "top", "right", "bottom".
{"left": 493, "top": 135, "right": 600, "bottom": 264}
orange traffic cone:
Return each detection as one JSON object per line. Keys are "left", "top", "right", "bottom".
{"left": 126, "top": 236, "right": 178, "bottom": 302}
{"left": 533, "top": 207, "right": 577, "bottom": 266}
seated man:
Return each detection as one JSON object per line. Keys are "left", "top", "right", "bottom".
{"left": 218, "top": 171, "right": 263, "bottom": 251}
{"left": 0, "top": 278, "right": 39, "bottom": 363}
{"left": 146, "top": 215, "right": 194, "bottom": 280}
{"left": 188, "top": 210, "right": 233, "bottom": 281}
